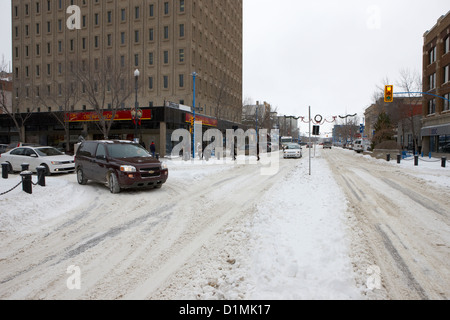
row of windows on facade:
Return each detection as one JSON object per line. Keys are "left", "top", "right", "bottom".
{"left": 14, "top": 0, "right": 186, "bottom": 19}
{"left": 14, "top": 20, "right": 186, "bottom": 43}
{"left": 427, "top": 93, "right": 450, "bottom": 115}
{"left": 428, "top": 65, "right": 450, "bottom": 90}
{"left": 428, "top": 37, "right": 450, "bottom": 64}
{"left": 15, "top": 47, "right": 187, "bottom": 76}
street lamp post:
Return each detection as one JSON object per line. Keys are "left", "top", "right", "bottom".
{"left": 192, "top": 72, "right": 197, "bottom": 159}
{"left": 133, "top": 69, "right": 140, "bottom": 142}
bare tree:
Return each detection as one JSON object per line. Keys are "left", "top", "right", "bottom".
{"left": 0, "top": 69, "right": 37, "bottom": 143}
{"left": 72, "top": 56, "right": 134, "bottom": 139}
{"left": 396, "top": 68, "right": 422, "bottom": 152}
{"left": 38, "top": 74, "right": 80, "bottom": 152}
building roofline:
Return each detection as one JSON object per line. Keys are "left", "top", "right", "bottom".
{"left": 423, "top": 10, "right": 450, "bottom": 38}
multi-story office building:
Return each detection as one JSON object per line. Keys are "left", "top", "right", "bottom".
{"left": 421, "top": 10, "right": 450, "bottom": 154}
{"left": 9, "top": 0, "right": 243, "bottom": 154}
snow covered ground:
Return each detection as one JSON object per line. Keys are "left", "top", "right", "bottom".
{"left": 0, "top": 147, "right": 448, "bottom": 300}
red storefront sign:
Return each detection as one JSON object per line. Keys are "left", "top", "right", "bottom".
{"left": 185, "top": 114, "right": 218, "bottom": 127}
{"left": 66, "top": 110, "right": 152, "bottom": 122}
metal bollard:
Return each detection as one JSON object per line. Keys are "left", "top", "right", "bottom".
{"left": 386, "top": 154, "right": 390, "bottom": 162}
{"left": 20, "top": 171, "right": 33, "bottom": 194}
{"left": 397, "top": 154, "right": 401, "bottom": 164}
{"left": 414, "top": 155, "right": 419, "bottom": 166}
{"left": 36, "top": 166, "right": 46, "bottom": 187}
{"left": 156, "top": 153, "right": 160, "bottom": 160}
{"left": 442, "top": 157, "right": 447, "bottom": 168}
{"left": 1, "top": 162, "right": 8, "bottom": 179}
{"left": 21, "top": 163, "right": 29, "bottom": 171}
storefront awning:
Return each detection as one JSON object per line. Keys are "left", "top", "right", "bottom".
{"left": 421, "top": 123, "right": 450, "bottom": 137}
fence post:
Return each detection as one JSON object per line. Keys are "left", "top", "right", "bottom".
{"left": 20, "top": 171, "right": 33, "bottom": 194}
{"left": 414, "top": 155, "right": 419, "bottom": 166}
{"left": 442, "top": 157, "right": 447, "bottom": 168}
{"left": 397, "top": 154, "right": 401, "bottom": 164}
{"left": 36, "top": 166, "right": 46, "bottom": 187}
{"left": 1, "top": 162, "right": 8, "bottom": 179}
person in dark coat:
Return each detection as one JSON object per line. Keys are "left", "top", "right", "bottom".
{"left": 150, "top": 141, "right": 156, "bottom": 158}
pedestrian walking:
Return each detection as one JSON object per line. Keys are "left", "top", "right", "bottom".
{"left": 150, "top": 141, "right": 156, "bottom": 158}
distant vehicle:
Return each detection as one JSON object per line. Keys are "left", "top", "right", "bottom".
{"left": 280, "top": 136, "right": 293, "bottom": 149}
{"left": 323, "top": 141, "right": 332, "bottom": 149}
{"left": 353, "top": 139, "right": 370, "bottom": 153}
{"left": 75, "top": 140, "right": 168, "bottom": 194}
{"left": 0, "top": 146, "right": 75, "bottom": 175}
{"left": 0, "top": 144, "right": 8, "bottom": 154}
{"left": 283, "top": 143, "right": 302, "bottom": 159}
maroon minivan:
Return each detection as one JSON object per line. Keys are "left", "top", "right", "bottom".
{"left": 75, "top": 140, "right": 168, "bottom": 193}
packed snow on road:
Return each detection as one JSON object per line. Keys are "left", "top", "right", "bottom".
{"left": 0, "top": 147, "right": 448, "bottom": 300}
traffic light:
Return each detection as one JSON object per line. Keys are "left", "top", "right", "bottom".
{"left": 384, "top": 85, "right": 394, "bottom": 103}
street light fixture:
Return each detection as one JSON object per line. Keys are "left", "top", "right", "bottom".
{"left": 191, "top": 72, "right": 198, "bottom": 158}
{"left": 132, "top": 69, "right": 141, "bottom": 142}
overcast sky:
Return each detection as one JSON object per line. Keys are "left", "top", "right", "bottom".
{"left": 1, "top": 1, "right": 449, "bottom": 135}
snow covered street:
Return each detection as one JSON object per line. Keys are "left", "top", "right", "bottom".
{"left": 0, "top": 147, "right": 448, "bottom": 300}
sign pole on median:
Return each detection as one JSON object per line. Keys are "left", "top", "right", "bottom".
{"left": 309, "top": 106, "right": 311, "bottom": 176}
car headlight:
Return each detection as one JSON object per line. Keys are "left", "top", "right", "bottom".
{"left": 51, "top": 161, "right": 63, "bottom": 165}
{"left": 120, "top": 165, "right": 136, "bottom": 172}
{"left": 161, "top": 163, "right": 168, "bottom": 170}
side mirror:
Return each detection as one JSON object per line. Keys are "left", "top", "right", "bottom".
{"left": 30, "top": 154, "right": 38, "bottom": 158}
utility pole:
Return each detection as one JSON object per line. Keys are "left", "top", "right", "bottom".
{"left": 309, "top": 106, "right": 311, "bottom": 176}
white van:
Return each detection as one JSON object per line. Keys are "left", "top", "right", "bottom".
{"left": 354, "top": 139, "right": 369, "bottom": 153}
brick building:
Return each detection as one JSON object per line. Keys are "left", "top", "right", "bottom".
{"left": 421, "top": 10, "right": 450, "bottom": 154}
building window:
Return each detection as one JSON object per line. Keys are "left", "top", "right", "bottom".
{"left": 445, "top": 37, "right": 450, "bottom": 55}
{"left": 135, "top": 54, "right": 139, "bottom": 67}
{"left": 444, "top": 93, "right": 450, "bottom": 111}
{"left": 149, "top": 28, "right": 154, "bottom": 41}
{"left": 149, "top": 52, "right": 154, "bottom": 65}
{"left": 179, "top": 24, "right": 184, "bottom": 37}
{"left": 163, "top": 75, "right": 168, "bottom": 89}
{"left": 135, "top": 30, "right": 140, "bottom": 43}
{"left": 121, "top": 32, "right": 126, "bottom": 45}
{"left": 444, "top": 65, "right": 450, "bottom": 84}
{"left": 121, "top": 8, "right": 126, "bottom": 21}
{"left": 179, "top": 74, "right": 184, "bottom": 88}
{"left": 164, "top": 2, "right": 169, "bottom": 15}
{"left": 179, "top": 49, "right": 185, "bottom": 62}
{"left": 135, "top": 6, "right": 140, "bottom": 19}
{"left": 429, "top": 47, "right": 436, "bottom": 64}
{"left": 164, "top": 26, "right": 169, "bottom": 39}
{"left": 180, "top": 0, "right": 185, "bottom": 12}
{"left": 428, "top": 99, "right": 436, "bottom": 115}
{"left": 149, "top": 77, "right": 153, "bottom": 90}
{"left": 149, "top": 4, "right": 154, "bottom": 17}
{"left": 164, "top": 51, "right": 169, "bottom": 64}
{"left": 429, "top": 73, "right": 436, "bottom": 90}
{"left": 107, "top": 11, "right": 112, "bottom": 23}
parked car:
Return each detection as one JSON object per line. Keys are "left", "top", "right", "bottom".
{"left": 75, "top": 140, "right": 168, "bottom": 193}
{"left": 0, "top": 146, "right": 75, "bottom": 175}
{"left": 283, "top": 143, "right": 302, "bottom": 159}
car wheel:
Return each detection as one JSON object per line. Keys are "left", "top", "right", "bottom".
{"left": 108, "top": 172, "right": 121, "bottom": 194}
{"left": 77, "top": 168, "right": 88, "bottom": 185}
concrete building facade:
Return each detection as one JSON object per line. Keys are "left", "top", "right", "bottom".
{"left": 8, "top": 0, "right": 243, "bottom": 154}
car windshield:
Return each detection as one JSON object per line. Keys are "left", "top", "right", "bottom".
{"left": 35, "top": 147, "right": 64, "bottom": 157}
{"left": 286, "top": 144, "right": 300, "bottom": 149}
{"left": 106, "top": 143, "right": 150, "bottom": 158}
